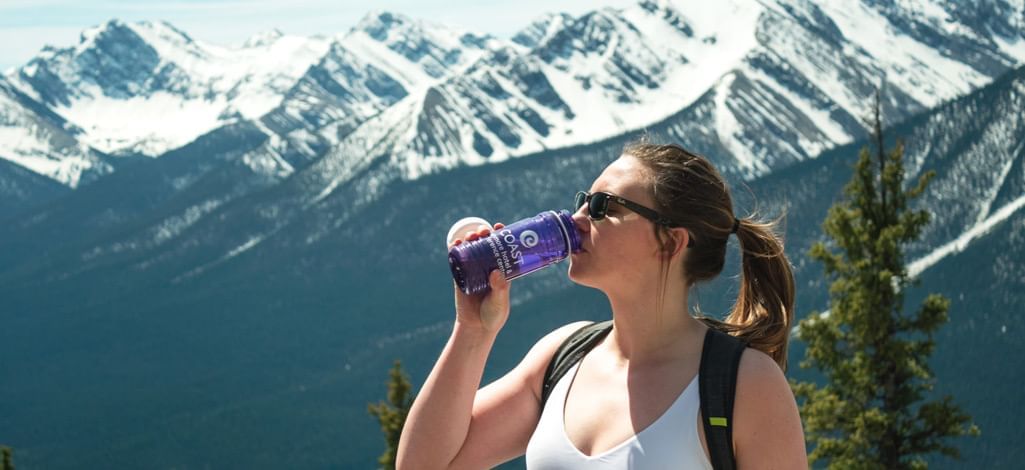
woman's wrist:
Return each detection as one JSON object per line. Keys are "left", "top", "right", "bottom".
{"left": 452, "top": 318, "right": 500, "bottom": 345}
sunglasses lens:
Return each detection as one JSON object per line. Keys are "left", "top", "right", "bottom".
{"left": 589, "top": 193, "right": 607, "bottom": 220}
{"left": 575, "top": 192, "right": 587, "bottom": 211}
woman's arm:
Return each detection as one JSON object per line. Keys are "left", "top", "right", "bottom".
{"left": 732, "top": 349, "right": 809, "bottom": 469}
{"left": 396, "top": 317, "right": 590, "bottom": 470}
{"left": 397, "top": 223, "right": 513, "bottom": 470}
{"left": 398, "top": 222, "right": 590, "bottom": 469}
{"left": 397, "top": 316, "right": 500, "bottom": 470}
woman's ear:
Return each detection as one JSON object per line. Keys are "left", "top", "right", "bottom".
{"left": 660, "top": 227, "right": 690, "bottom": 260}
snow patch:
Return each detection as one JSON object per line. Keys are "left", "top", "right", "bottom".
{"left": 59, "top": 88, "right": 226, "bottom": 155}
{"left": 909, "top": 194, "right": 1025, "bottom": 278}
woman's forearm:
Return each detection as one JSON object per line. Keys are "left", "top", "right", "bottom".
{"left": 397, "top": 321, "right": 497, "bottom": 470}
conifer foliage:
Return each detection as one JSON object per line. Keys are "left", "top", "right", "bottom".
{"left": 1, "top": 446, "right": 13, "bottom": 470}
{"left": 792, "top": 91, "right": 979, "bottom": 468}
{"left": 368, "top": 360, "right": 414, "bottom": 470}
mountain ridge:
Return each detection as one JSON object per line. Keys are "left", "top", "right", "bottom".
{"left": 3, "top": 0, "right": 1023, "bottom": 190}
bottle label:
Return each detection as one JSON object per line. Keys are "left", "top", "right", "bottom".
{"left": 488, "top": 228, "right": 529, "bottom": 276}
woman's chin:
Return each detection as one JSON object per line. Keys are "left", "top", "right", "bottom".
{"left": 567, "top": 260, "right": 590, "bottom": 284}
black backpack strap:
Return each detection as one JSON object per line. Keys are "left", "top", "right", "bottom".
{"left": 540, "top": 320, "right": 614, "bottom": 409}
{"left": 699, "top": 327, "right": 748, "bottom": 470}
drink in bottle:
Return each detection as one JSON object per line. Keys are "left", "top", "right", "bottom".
{"left": 448, "top": 210, "right": 582, "bottom": 295}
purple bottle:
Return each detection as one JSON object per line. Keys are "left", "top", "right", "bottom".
{"left": 448, "top": 210, "right": 582, "bottom": 295}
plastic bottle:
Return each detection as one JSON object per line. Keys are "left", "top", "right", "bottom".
{"left": 447, "top": 210, "right": 582, "bottom": 295}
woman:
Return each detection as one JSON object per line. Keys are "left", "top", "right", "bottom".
{"left": 397, "top": 142, "right": 807, "bottom": 469}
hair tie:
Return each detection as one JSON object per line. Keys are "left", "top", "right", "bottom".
{"left": 730, "top": 217, "right": 740, "bottom": 234}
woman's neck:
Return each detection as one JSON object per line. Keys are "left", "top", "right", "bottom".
{"left": 603, "top": 282, "right": 706, "bottom": 366}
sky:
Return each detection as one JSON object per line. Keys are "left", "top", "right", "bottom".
{"left": 0, "top": 0, "right": 637, "bottom": 71}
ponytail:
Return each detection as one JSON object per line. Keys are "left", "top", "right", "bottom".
{"left": 703, "top": 216, "right": 795, "bottom": 371}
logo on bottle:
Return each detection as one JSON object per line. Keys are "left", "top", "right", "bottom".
{"left": 519, "top": 230, "right": 539, "bottom": 248}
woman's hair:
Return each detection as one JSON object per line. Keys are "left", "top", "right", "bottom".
{"left": 625, "top": 140, "right": 795, "bottom": 371}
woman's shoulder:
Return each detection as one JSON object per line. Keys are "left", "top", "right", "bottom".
{"left": 544, "top": 320, "right": 600, "bottom": 345}
{"left": 734, "top": 347, "right": 790, "bottom": 406}
{"left": 525, "top": 320, "right": 598, "bottom": 363}
{"left": 731, "top": 349, "right": 808, "bottom": 466}
{"left": 519, "top": 321, "right": 598, "bottom": 400}
{"left": 732, "top": 347, "right": 805, "bottom": 460}
{"left": 736, "top": 347, "right": 784, "bottom": 382}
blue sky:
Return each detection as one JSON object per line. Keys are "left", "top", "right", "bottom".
{"left": 0, "top": 0, "right": 636, "bottom": 71}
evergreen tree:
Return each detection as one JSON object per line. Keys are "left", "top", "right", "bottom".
{"left": 368, "top": 360, "right": 414, "bottom": 470}
{"left": 792, "top": 90, "right": 979, "bottom": 469}
{"left": 2, "top": 446, "right": 13, "bottom": 470}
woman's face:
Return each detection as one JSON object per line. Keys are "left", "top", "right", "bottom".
{"left": 568, "top": 155, "right": 671, "bottom": 290}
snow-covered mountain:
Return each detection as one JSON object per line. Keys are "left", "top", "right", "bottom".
{"left": 0, "top": 12, "right": 515, "bottom": 187}
{"left": 256, "top": 11, "right": 513, "bottom": 170}
{"left": 5, "top": 0, "right": 1024, "bottom": 192}
{"left": 3, "top": 19, "right": 329, "bottom": 180}
{"left": 0, "top": 75, "right": 110, "bottom": 188}
{"left": 2, "top": 61, "right": 1022, "bottom": 469}
{"left": 3, "top": 0, "right": 1023, "bottom": 295}
{"left": 344, "top": 0, "right": 1025, "bottom": 182}
{"left": 2, "top": 2, "right": 1025, "bottom": 467}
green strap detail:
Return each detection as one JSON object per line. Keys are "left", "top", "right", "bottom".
{"left": 709, "top": 417, "right": 728, "bottom": 427}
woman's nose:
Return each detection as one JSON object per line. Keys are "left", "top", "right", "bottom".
{"left": 571, "top": 207, "right": 589, "bottom": 230}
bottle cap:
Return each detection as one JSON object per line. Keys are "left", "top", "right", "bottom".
{"left": 446, "top": 216, "right": 492, "bottom": 246}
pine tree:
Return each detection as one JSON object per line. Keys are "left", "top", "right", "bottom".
{"left": 1, "top": 446, "right": 13, "bottom": 470}
{"left": 792, "top": 89, "right": 979, "bottom": 469}
{"left": 368, "top": 359, "right": 414, "bottom": 470}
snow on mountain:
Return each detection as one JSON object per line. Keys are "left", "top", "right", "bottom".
{"left": 0, "top": 76, "right": 110, "bottom": 188}
{"left": 308, "top": 0, "right": 1023, "bottom": 184}
{"left": 345, "top": 10, "right": 512, "bottom": 92}
{"left": 303, "top": 0, "right": 1016, "bottom": 184}
{"left": 255, "top": 41, "right": 409, "bottom": 170}
{"left": 511, "top": 12, "right": 575, "bottom": 49}
{"left": 255, "top": 10, "right": 518, "bottom": 169}
{"left": 310, "top": 0, "right": 765, "bottom": 182}
{"left": 3, "top": 1, "right": 1024, "bottom": 191}
{"left": 6, "top": 19, "right": 330, "bottom": 158}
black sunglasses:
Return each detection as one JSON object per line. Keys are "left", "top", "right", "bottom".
{"left": 575, "top": 191, "right": 694, "bottom": 246}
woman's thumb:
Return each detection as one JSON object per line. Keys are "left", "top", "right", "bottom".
{"left": 477, "top": 269, "right": 511, "bottom": 333}
{"left": 490, "top": 268, "right": 509, "bottom": 293}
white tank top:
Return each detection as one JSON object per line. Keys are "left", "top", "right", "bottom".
{"left": 525, "top": 362, "right": 713, "bottom": 469}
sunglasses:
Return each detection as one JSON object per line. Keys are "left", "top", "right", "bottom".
{"left": 575, "top": 191, "right": 694, "bottom": 246}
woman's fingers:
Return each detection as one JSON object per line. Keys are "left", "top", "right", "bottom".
{"left": 449, "top": 223, "right": 502, "bottom": 248}
{"left": 463, "top": 225, "right": 492, "bottom": 242}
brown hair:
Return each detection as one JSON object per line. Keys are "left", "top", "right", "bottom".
{"left": 625, "top": 141, "right": 796, "bottom": 371}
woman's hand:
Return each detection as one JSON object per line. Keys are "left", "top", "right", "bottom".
{"left": 449, "top": 223, "right": 510, "bottom": 334}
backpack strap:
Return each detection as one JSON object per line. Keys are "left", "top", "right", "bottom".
{"left": 540, "top": 320, "right": 613, "bottom": 409}
{"left": 699, "top": 327, "right": 748, "bottom": 470}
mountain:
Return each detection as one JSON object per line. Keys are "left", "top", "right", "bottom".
{"left": 5, "top": 0, "right": 1024, "bottom": 193}
{"left": 0, "top": 13, "right": 511, "bottom": 185}
{"left": 1, "top": 57, "right": 1023, "bottom": 467}
{"left": 3, "top": 19, "right": 330, "bottom": 185}
{"left": 0, "top": 155, "right": 70, "bottom": 221}
{"left": 256, "top": 11, "right": 512, "bottom": 171}
{"left": 0, "top": 75, "right": 111, "bottom": 188}
{"left": 0, "top": 1, "right": 1024, "bottom": 467}
{"left": 17, "top": 0, "right": 1018, "bottom": 299}
{"left": 305, "top": 0, "right": 1025, "bottom": 183}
